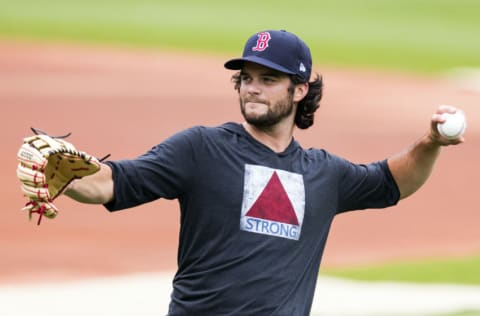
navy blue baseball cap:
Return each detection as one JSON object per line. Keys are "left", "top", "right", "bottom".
{"left": 224, "top": 30, "right": 312, "bottom": 81}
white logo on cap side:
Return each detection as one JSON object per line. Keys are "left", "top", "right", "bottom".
{"left": 299, "top": 63, "right": 306, "bottom": 72}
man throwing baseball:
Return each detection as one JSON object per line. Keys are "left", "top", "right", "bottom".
{"left": 17, "top": 30, "right": 465, "bottom": 315}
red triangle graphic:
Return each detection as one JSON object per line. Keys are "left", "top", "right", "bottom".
{"left": 246, "top": 172, "right": 299, "bottom": 225}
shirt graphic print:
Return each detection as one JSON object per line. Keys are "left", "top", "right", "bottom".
{"left": 240, "top": 164, "right": 305, "bottom": 240}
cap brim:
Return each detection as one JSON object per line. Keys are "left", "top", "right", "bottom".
{"left": 224, "top": 56, "right": 295, "bottom": 75}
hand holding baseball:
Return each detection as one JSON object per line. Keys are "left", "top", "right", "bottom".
{"left": 431, "top": 105, "right": 466, "bottom": 145}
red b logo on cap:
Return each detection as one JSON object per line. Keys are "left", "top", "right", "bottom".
{"left": 252, "top": 32, "right": 271, "bottom": 52}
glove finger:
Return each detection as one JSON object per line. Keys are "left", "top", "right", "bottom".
{"left": 17, "top": 143, "right": 48, "bottom": 170}
{"left": 16, "top": 163, "right": 46, "bottom": 186}
{"left": 25, "top": 134, "right": 74, "bottom": 149}
{"left": 21, "top": 183, "right": 50, "bottom": 200}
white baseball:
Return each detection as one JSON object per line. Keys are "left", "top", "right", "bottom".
{"left": 437, "top": 109, "right": 466, "bottom": 139}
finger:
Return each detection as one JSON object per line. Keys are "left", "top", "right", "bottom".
{"left": 432, "top": 113, "right": 446, "bottom": 124}
{"left": 437, "top": 104, "right": 457, "bottom": 114}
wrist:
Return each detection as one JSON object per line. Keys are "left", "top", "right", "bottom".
{"left": 63, "top": 180, "right": 76, "bottom": 197}
{"left": 423, "top": 132, "right": 443, "bottom": 150}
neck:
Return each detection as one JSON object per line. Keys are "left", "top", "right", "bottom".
{"left": 242, "top": 119, "right": 295, "bottom": 153}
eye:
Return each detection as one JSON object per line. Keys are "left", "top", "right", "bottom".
{"left": 262, "top": 76, "right": 277, "bottom": 84}
{"left": 240, "top": 74, "right": 251, "bottom": 83}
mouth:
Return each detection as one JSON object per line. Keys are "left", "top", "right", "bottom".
{"left": 244, "top": 99, "right": 268, "bottom": 106}
{"left": 243, "top": 102, "right": 268, "bottom": 112}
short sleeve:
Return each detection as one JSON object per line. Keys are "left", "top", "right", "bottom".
{"left": 104, "top": 127, "right": 201, "bottom": 211}
{"left": 336, "top": 159, "right": 400, "bottom": 213}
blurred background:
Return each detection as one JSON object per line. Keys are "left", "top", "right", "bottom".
{"left": 0, "top": 1, "right": 479, "bottom": 315}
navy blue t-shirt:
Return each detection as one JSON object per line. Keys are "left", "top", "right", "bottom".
{"left": 104, "top": 122, "right": 400, "bottom": 316}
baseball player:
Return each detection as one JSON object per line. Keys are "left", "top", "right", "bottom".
{"left": 18, "top": 30, "right": 464, "bottom": 315}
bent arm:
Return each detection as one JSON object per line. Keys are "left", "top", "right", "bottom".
{"left": 64, "top": 163, "right": 114, "bottom": 204}
{"left": 387, "top": 105, "right": 464, "bottom": 200}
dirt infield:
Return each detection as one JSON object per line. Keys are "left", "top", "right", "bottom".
{"left": 1, "top": 40, "right": 479, "bottom": 285}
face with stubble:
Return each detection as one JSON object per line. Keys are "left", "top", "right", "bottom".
{"left": 238, "top": 62, "right": 296, "bottom": 128}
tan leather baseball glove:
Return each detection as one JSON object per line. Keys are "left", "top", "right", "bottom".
{"left": 17, "top": 128, "right": 106, "bottom": 224}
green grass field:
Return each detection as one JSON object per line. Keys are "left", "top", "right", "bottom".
{"left": 321, "top": 254, "right": 480, "bottom": 285}
{"left": 433, "top": 312, "right": 480, "bottom": 316}
{"left": 321, "top": 255, "right": 480, "bottom": 315}
{"left": 0, "top": 0, "right": 479, "bottom": 73}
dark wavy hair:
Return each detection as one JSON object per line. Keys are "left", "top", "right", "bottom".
{"left": 231, "top": 73, "right": 323, "bottom": 129}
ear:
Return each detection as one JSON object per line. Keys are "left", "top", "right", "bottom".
{"left": 293, "top": 82, "right": 309, "bottom": 102}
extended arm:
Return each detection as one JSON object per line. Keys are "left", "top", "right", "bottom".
{"left": 387, "top": 105, "right": 464, "bottom": 200}
{"left": 64, "top": 163, "right": 114, "bottom": 204}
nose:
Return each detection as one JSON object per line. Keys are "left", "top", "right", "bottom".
{"left": 245, "top": 79, "right": 261, "bottom": 95}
